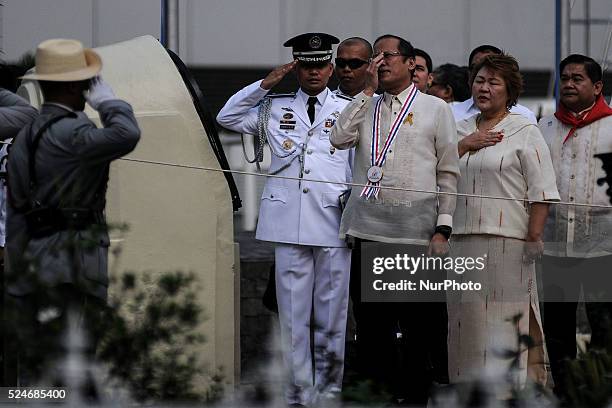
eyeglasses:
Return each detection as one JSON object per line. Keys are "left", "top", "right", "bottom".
{"left": 372, "top": 51, "right": 405, "bottom": 60}
{"left": 335, "top": 58, "right": 369, "bottom": 69}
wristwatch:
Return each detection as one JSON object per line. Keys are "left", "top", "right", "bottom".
{"left": 434, "top": 225, "right": 452, "bottom": 240}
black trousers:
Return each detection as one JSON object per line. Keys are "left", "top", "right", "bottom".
{"left": 5, "top": 284, "right": 105, "bottom": 386}
{"left": 542, "top": 255, "right": 612, "bottom": 397}
{"left": 349, "top": 238, "right": 448, "bottom": 405}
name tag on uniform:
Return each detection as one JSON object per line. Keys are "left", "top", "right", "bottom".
{"left": 280, "top": 124, "right": 295, "bottom": 130}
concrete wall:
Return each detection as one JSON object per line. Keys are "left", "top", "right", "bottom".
{"left": 2, "top": 0, "right": 611, "bottom": 70}
{"left": 2, "top": 0, "right": 161, "bottom": 58}
{"left": 179, "top": 0, "right": 558, "bottom": 69}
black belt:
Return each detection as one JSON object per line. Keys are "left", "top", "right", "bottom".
{"left": 25, "top": 207, "right": 105, "bottom": 238}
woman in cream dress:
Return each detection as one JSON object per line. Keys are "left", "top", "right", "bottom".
{"left": 448, "top": 54, "right": 559, "bottom": 387}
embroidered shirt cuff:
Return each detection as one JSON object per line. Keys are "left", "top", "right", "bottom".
{"left": 437, "top": 214, "right": 453, "bottom": 228}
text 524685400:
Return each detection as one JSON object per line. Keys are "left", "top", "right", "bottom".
{"left": 1, "top": 388, "right": 67, "bottom": 402}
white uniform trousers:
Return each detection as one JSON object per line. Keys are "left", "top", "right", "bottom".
{"left": 274, "top": 244, "right": 351, "bottom": 405}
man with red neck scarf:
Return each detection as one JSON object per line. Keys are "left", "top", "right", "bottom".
{"left": 539, "top": 54, "right": 612, "bottom": 402}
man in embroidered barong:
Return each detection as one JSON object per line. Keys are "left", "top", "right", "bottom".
{"left": 330, "top": 34, "right": 459, "bottom": 406}
{"left": 539, "top": 54, "right": 612, "bottom": 402}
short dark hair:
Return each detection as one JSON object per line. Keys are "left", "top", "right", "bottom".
{"left": 432, "top": 63, "right": 470, "bottom": 102}
{"left": 414, "top": 48, "right": 433, "bottom": 73}
{"left": 559, "top": 54, "right": 603, "bottom": 84}
{"left": 338, "top": 37, "right": 373, "bottom": 58}
{"left": 374, "top": 34, "right": 415, "bottom": 60}
{"left": 468, "top": 44, "right": 502, "bottom": 68}
{"left": 470, "top": 53, "right": 523, "bottom": 109}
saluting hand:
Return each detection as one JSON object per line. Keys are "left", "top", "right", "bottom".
{"left": 85, "top": 76, "right": 117, "bottom": 110}
{"left": 261, "top": 60, "right": 298, "bottom": 90}
{"left": 364, "top": 54, "right": 384, "bottom": 96}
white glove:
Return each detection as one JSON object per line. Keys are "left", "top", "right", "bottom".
{"left": 84, "top": 77, "right": 116, "bottom": 110}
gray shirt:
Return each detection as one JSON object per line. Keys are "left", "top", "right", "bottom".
{"left": 6, "top": 100, "right": 140, "bottom": 299}
{"left": 0, "top": 88, "right": 38, "bottom": 246}
{"left": 0, "top": 88, "right": 38, "bottom": 140}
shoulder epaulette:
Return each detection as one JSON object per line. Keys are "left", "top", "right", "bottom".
{"left": 267, "top": 93, "right": 295, "bottom": 99}
{"left": 334, "top": 93, "right": 353, "bottom": 102}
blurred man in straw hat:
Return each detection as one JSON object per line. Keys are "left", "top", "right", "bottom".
{"left": 4, "top": 38, "right": 140, "bottom": 385}
{"left": 0, "top": 65, "right": 38, "bottom": 386}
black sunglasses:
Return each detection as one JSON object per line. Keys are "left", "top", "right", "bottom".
{"left": 335, "top": 58, "right": 369, "bottom": 69}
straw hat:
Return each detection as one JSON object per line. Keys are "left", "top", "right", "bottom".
{"left": 20, "top": 38, "right": 102, "bottom": 81}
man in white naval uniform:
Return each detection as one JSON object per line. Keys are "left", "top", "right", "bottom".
{"left": 216, "top": 33, "right": 352, "bottom": 406}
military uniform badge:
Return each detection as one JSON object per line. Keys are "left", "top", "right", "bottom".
{"left": 282, "top": 139, "right": 294, "bottom": 150}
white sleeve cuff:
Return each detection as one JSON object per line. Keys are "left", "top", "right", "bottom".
{"left": 437, "top": 214, "right": 453, "bottom": 228}
{"left": 256, "top": 79, "right": 270, "bottom": 94}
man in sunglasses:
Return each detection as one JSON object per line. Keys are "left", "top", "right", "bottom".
{"left": 217, "top": 32, "right": 352, "bottom": 406}
{"left": 334, "top": 37, "right": 373, "bottom": 98}
{"left": 331, "top": 34, "right": 459, "bottom": 406}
